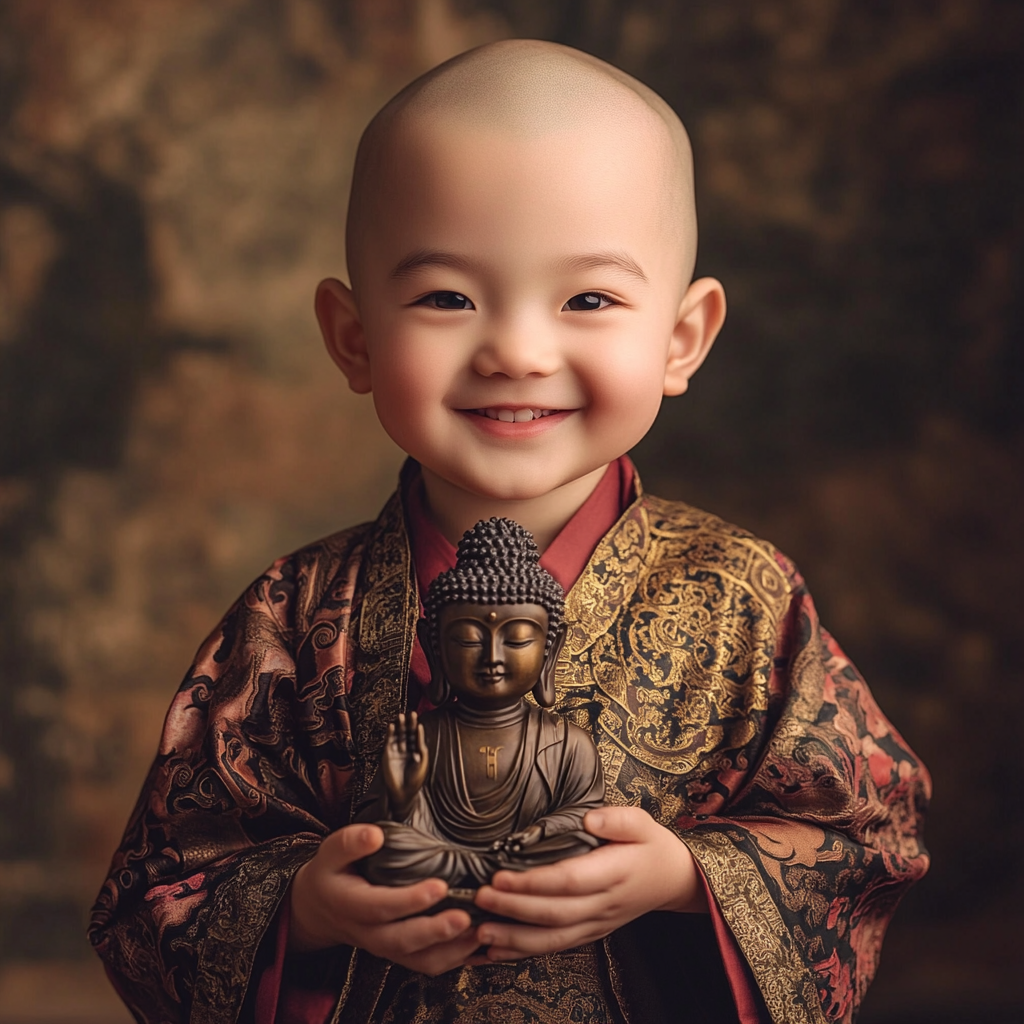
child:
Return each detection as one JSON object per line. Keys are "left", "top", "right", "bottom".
{"left": 89, "top": 40, "right": 930, "bottom": 1024}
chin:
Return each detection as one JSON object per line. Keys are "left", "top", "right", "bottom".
{"left": 465, "top": 458, "right": 606, "bottom": 502}
{"left": 461, "top": 473, "right": 572, "bottom": 503}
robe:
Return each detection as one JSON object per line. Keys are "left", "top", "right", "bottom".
{"left": 88, "top": 460, "right": 930, "bottom": 1024}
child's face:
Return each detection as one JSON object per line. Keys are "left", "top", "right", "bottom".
{"left": 324, "top": 117, "right": 714, "bottom": 503}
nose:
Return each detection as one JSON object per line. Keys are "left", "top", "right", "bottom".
{"left": 471, "top": 312, "right": 560, "bottom": 380}
{"left": 486, "top": 629, "right": 503, "bottom": 667}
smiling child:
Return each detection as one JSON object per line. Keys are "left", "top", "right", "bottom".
{"left": 90, "top": 40, "right": 929, "bottom": 1024}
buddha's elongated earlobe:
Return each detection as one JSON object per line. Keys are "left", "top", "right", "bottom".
{"left": 417, "top": 618, "right": 450, "bottom": 706}
{"left": 533, "top": 623, "right": 567, "bottom": 708}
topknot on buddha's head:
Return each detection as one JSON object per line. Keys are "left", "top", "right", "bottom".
{"left": 424, "top": 518, "right": 564, "bottom": 654}
{"left": 455, "top": 516, "right": 541, "bottom": 572}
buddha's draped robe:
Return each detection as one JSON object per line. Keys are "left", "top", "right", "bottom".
{"left": 355, "top": 703, "right": 604, "bottom": 887}
{"left": 88, "top": 464, "right": 930, "bottom": 1024}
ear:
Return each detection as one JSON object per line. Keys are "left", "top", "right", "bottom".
{"left": 417, "top": 617, "right": 449, "bottom": 706}
{"left": 315, "top": 277, "right": 372, "bottom": 394}
{"left": 663, "top": 277, "right": 727, "bottom": 397}
{"left": 533, "top": 623, "right": 567, "bottom": 709}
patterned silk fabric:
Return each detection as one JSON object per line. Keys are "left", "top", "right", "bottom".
{"left": 89, "top": 479, "right": 930, "bottom": 1024}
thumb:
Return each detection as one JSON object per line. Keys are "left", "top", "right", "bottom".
{"left": 584, "top": 805, "right": 654, "bottom": 842}
{"left": 319, "top": 822, "right": 384, "bottom": 869}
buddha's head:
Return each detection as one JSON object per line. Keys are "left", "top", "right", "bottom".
{"left": 422, "top": 518, "right": 566, "bottom": 710}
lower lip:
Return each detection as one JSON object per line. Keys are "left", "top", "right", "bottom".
{"left": 459, "top": 409, "right": 573, "bottom": 440}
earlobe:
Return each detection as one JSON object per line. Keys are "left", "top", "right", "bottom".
{"left": 663, "top": 277, "right": 727, "bottom": 397}
{"left": 417, "top": 618, "right": 451, "bottom": 706}
{"left": 533, "top": 623, "right": 567, "bottom": 709}
{"left": 315, "top": 277, "right": 372, "bottom": 394}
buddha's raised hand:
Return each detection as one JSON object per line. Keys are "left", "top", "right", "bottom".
{"left": 382, "top": 711, "right": 429, "bottom": 819}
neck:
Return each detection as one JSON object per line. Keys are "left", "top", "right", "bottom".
{"left": 454, "top": 700, "right": 528, "bottom": 727}
{"left": 421, "top": 464, "right": 608, "bottom": 552}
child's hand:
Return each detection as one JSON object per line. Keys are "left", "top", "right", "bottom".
{"left": 470, "top": 807, "right": 708, "bottom": 961}
{"left": 289, "top": 824, "right": 478, "bottom": 975}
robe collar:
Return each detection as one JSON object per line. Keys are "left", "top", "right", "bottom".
{"left": 403, "top": 455, "right": 638, "bottom": 599}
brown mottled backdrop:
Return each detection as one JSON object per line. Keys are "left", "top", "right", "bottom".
{"left": 0, "top": 2, "right": 1020, "bottom": 1021}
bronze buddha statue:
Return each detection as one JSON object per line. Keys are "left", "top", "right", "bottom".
{"left": 356, "top": 518, "right": 605, "bottom": 898}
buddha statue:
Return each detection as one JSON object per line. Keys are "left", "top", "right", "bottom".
{"left": 355, "top": 518, "right": 605, "bottom": 899}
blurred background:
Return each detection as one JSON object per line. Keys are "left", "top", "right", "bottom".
{"left": 0, "top": 1, "right": 1021, "bottom": 1021}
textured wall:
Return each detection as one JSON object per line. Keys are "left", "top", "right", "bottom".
{"left": 0, "top": 1, "right": 1021, "bottom": 1021}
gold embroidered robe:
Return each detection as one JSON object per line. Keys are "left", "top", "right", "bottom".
{"left": 88, "top": 479, "right": 930, "bottom": 1024}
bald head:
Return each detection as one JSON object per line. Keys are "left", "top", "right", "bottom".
{"left": 345, "top": 40, "right": 697, "bottom": 291}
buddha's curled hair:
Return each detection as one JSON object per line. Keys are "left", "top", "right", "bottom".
{"left": 425, "top": 518, "right": 564, "bottom": 654}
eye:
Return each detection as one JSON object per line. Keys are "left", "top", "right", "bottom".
{"left": 416, "top": 291, "right": 475, "bottom": 310}
{"left": 449, "top": 626, "right": 486, "bottom": 647}
{"left": 562, "top": 292, "right": 614, "bottom": 311}
{"left": 503, "top": 622, "right": 543, "bottom": 647}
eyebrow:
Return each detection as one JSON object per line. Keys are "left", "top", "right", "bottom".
{"left": 390, "top": 249, "right": 476, "bottom": 279}
{"left": 389, "top": 248, "right": 649, "bottom": 283}
{"left": 555, "top": 251, "right": 648, "bottom": 283}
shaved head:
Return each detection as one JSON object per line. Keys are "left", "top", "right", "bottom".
{"left": 345, "top": 39, "right": 697, "bottom": 293}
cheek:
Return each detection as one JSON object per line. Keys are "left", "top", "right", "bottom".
{"left": 441, "top": 646, "right": 472, "bottom": 681}
{"left": 508, "top": 648, "right": 544, "bottom": 681}
{"left": 367, "top": 331, "right": 459, "bottom": 443}
{"left": 370, "top": 341, "right": 434, "bottom": 404}
{"left": 589, "top": 342, "right": 670, "bottom": 420}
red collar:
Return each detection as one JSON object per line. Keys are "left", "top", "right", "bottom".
{"left": 404, "top": 455, "right": 637, "bottom": 600}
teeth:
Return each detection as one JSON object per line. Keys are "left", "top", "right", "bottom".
{"left": 477, "top": 408, "right": 557, "bottom": 421}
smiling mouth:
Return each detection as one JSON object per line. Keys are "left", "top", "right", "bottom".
{"left": 471, "top": 408, "right": 561, "bottom": 422}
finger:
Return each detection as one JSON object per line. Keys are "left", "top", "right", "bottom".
{"left": 416, "top": 721, "right": 426, "bottom": 755}
{"left": 475, "top": 887, "right": 606, "bottom": 927}
{"left": 372, "top": 907, "right": 473, "bottom": 957}
{"left": 478, "top": 920, "right": 595, "bottom": 960}
{"left": 331, "top": 874, "right": 452, "bottom": 926}
{"left": 396, "top": 712, "right": 407, "bottom": 754}
{"left": 317, "top": 823, "right": 384, "bottom": 869}
{"left": 488, "top": 845, "right": 627, "bottom": 897}
{"left": 583, "top": 806, "right": 654, "bottom": 842}
{"left": 400, "top": 927, "right": 484, "bottom": 977}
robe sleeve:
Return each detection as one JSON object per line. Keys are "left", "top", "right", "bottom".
{"left": 676, "top": 564, "right": 930, "bottom": 1024}
{"left": 87, "top": 551, "right": 355, "bottom": 1024}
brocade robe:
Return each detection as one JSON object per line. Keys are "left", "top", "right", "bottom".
{"left": 88, "top": 467, "right": 930, "bottom": 1024}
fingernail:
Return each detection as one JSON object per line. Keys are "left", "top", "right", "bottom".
{"left": 479, "top": 929, "right": 495, "bottom": 944}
